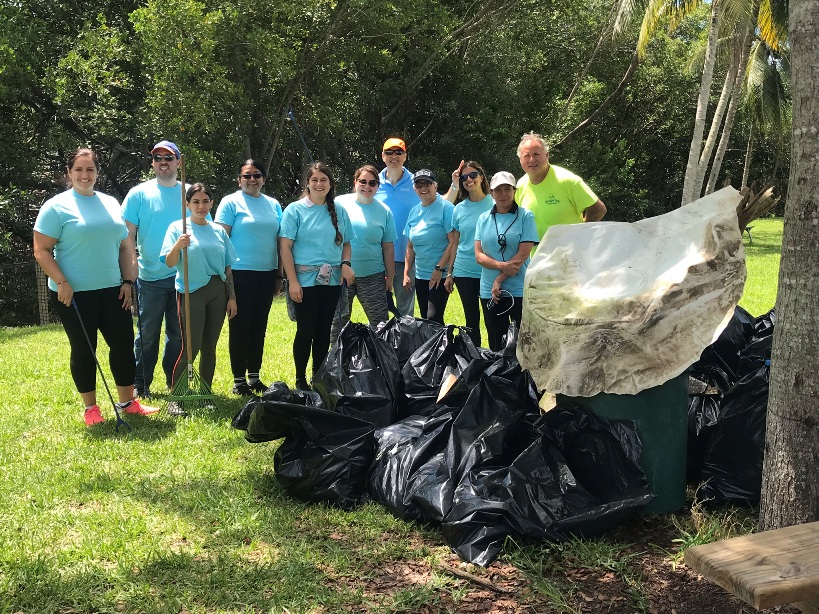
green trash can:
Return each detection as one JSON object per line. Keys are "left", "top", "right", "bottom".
{"left": 558, "top": 371, "right": 688, "bottom": 514}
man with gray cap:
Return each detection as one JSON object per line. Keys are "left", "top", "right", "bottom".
{"left": 122, "top": 140, "right": 187, "bottom": 398}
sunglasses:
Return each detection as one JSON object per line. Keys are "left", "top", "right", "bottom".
{"left": 152, "top": 154, "right": 176, "bottom": 162}
{"left": 357, "top": 178, "right": 379, "bottom": 187}
{"left": 383, "top": 149, "right": 405, "bottom": 156}
{"left": 460, "top": 171, "right": 480, "bottom": 181}
{"left": 241, "top": 172, "right": 263, "bottom": 179}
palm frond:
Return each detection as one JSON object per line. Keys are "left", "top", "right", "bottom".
{"left": 614, "top": 0, "right": 649, "bottom": 35}
{"left": 719, "top": 0, "right": 754, "bottom": 33}
{"left": 757, "top": 0, "right": 788, "bottom": 50}
{"left": 665, "top": 0, "right": 704, "bottom": 32}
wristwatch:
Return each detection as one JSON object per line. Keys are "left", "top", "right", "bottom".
{"left": 121, "top": 279, "right": 134, "bottom": 285}
{"left": 341, "top": 260, "right": 352, "bottom": 267}
{"left": 434, "top": 265, "right": 446, "bottom": 273}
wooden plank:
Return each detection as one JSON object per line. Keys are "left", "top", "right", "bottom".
{"left": 684, "top": 521, "right": 819, "bottom": 610}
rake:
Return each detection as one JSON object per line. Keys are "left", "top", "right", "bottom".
{"left": 165, "top": 154, "right": 218, "bottom": 413}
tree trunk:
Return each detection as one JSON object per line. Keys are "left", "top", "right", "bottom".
{"left": 681, "top": 0, "right": 720, "bottom": 206}
{"left": 705, "top": 13, "right": 757, "bottom": 194}
{"left": 692, "top": 59, "right": 738, "bottom": 198}
{"left": 741, "top": 126, "right": 753, "bottom": 187}
{"left": 758, "top": 0, "right": 819, "bottom": 531}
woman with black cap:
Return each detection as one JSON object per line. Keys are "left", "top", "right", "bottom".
{"left": 402, "top": 169, "right": 457, "bottom": 324}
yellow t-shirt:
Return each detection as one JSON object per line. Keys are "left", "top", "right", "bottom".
{"left": 515, "top": 165, "right": 598, "bottom": 240}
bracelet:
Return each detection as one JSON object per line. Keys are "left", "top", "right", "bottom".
{"left": 121, "top": 279, "right": 134, "bottom": 285}
{"left": 450, "top": 184, "right": 459, "bottom": 192}
{"left": 56, "top": 280, "right": 67, "bottom": 285}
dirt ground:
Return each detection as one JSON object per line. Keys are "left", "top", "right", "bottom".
{"left": 347, "top": 515, "right": 804, "bottom": 613}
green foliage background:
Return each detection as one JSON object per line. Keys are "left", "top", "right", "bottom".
{"left": 0, "top": 0, "right": 790, "bottom": 325}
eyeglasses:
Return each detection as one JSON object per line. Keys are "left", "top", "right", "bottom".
{"left": 414, "top": 180, "right": 433, "bottom": 187}
{"left": 152, "top": 154, "right": 176, "bottom": 162}
{"left": 460, "top": 171, "right": 480, "bottom": 181}
{"left": 383, "top": 149, "right": 405, "bottom": 156}
{"left": 357, "top": 178, "right": 379, "bottom": 187}
{"left": 241, "top": 173, "right": 263, "bottom": 179}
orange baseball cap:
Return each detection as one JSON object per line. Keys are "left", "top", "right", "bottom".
{"left": 383, "top": 138, "right": 406, "bottom": 152}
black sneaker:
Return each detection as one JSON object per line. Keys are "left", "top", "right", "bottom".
{"left": 249, "top": 380, "right": 268, "bottom": 394}
{"left": 294, "top": 376, "right": 310, "bottom": 391}
{"left": 167, "top": 401, "right": 188, "bottom": 417}
{"left": 232, "top": 382, "right": 254, "bottom": 396}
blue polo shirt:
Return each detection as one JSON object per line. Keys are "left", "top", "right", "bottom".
{"left": 34, "top": 189, "right": 128, "bottom": 292}
{"left": 451, "top": 194, "right": 494, "bottom": 278}
{"left": 122, "top": 179, "right": 202, "bottom": 282}
{"left": 336, "top": 193, "right": 397, "bottom": 278}
{"left": 279, "top": 198, "right": 356, "bottom": 287}
{"left": 376, "top": 166, "right": 415, "bottom": 263}
{"left": 215, "top": 190, "right": 282, "bottom": 271}
{"left": 160, "top": 220, "right": 238, "bottom": 293}
{"left": 474, "top": 206, "right": 539, "bottom": 298}
{"left": 403, "top": 195, "right": 455, "bottom": 280}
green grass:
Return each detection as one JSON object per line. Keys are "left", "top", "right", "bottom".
{"left": 0, "top": 219, "right": 782, "bottom": 611}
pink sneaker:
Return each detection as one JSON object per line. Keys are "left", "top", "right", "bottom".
{"left": 124, "top": 399, "right": 160, "bottom": 416}
{"left": 84, "top": 405, "right": 104, "bottom": 426}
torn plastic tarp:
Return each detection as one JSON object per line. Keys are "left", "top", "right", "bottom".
{"left": 313, "top": 322, "right": 401, "bottom": 427}
{"left": 518, "top": 186, "right": 747, "bottom": 396}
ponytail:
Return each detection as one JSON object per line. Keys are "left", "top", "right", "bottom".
{"left": 326, "top": 198, "right": 343, "bottom": 245}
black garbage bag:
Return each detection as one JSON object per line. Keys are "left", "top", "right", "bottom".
{"left": 754, "top": 308, "right": 775, "bottom": 339}
{"left": 736, "top": 336, "right": 772, "bottom": 379}
{"left": 442, "top": 404, "right": 652, "bottom": 566}
{"left": 232, "top": 381, "right": 324, "bottom": 431}
{"left": 694, "top": 305, "right": 756, "bottom": 383}
{"left": 686, "top": 365, "right": 732, "bottom": 483}
{"left": 375, "top": 315, "right": 445, "bottom": 368}
{"left": 247, "top": 401, "right": 375, "bottom": 510}
{"left": 313, "top": 322, "right": 401, "bottom": 427}
{"left": 700, "top": 364, "right": 769, "bottom": 504}
{"left": 402, "top": 325, "right": 482, "bottom": 417}
{"left": 367, "top": 412, "right": 454, "bottom": 521}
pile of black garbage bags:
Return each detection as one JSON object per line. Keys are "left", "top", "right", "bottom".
{"left": 687, "top": 306, "right": 774, "bottom": 505}
{"left": 233, "top": 317, "right": 654, "bottom": 566}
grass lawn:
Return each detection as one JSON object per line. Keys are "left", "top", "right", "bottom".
{"left": 0, "top": 218, "right": 782, "bottom": 613}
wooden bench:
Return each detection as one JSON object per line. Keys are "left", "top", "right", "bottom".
{"left": 685, "top": 521, "right": 819, "bottom": 612}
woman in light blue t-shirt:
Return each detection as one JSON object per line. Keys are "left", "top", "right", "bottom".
{"left": 162, "top": 183, "right": 238, "bottom": 410}
{"left": 279, "top": 162, "right": 355, "bottom": 391}
{"left": 215, "top": 159, "right": 283, "bottom": 396}
{"left": 33, "top": 147, "right": 159, "bottom": 426}
{"left": 331, "top": 164, "right": 397, "bottom": 339}
{"left": 474, "top": 171, "right": 538, "bottom": 351}
{"left": 443, "top": 160, "right": 494, "bottom": 347}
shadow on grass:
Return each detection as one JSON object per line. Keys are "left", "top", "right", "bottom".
{"left": 83, "top": 413, "right": 178, "bottom": 441}
{"left": 0, "top": 548, "right": 345, "bottom": 612}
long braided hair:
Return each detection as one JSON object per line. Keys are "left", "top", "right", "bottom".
{"left": 303, "top": 161, "right": 342, "bottom": 245}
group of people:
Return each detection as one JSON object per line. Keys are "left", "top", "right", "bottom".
{"left": 34, "top": 132, "right": 606, "bottom": 425}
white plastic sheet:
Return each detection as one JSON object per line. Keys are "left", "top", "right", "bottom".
{"left": 517, "top": 186, "right": 746, "bottom": 396}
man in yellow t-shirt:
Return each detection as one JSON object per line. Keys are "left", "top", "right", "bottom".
{"left": 515, "top": 132, "right": 607, "bottom": 240}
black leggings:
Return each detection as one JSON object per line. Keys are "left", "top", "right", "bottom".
{"left": 481, "top": 294, "right": 523, "bottom": 352}
{"left": 293, "top": 284, "right": 342, "bottom": 380}
{"left": 228, "top": 269, "right": 277, "bottom": 378}
{"left": 454, "top": 276, "right": 481, "bottom": 347}
{"left": 415, "top": 278, "right": 449, "bottom": 325}
{"left": 50, "top": 287, "right": 135, "bottom": 393}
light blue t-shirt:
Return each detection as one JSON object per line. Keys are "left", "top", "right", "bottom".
{"left": 336, "top": 193, "right": 397, "bottom": 278}
{"left": 475, "top": 206, "right": 539, "bottom": 298}
{"left": 34, "top": 189, "right": 128, "bottom": 292}
{"left": 122, "top": 179, "right": 202, "bottom": 282}
{"left": 403, "top": 196, "right": 455, "bottom": 280}
{"left": 215, "top": 190, "right": 282, "bottom": 271}
{"left": 376, "top": 166, "right": 415, "bottom": 263}
{"left": 451, "top": 194, "right": 494, "bottom": 278}
{"left": 160, "top": 221, "right": 238, "bottom": 293}
{"left": 279, "top": 198, "right": 356, "bottom": 287}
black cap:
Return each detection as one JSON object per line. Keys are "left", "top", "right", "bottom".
{"left": 413, "top": 169, "right": 436, "bottom": 184}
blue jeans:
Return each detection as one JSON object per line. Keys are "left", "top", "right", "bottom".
{"left": 134, "top": 276, "right": 182, "bottom": 393}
